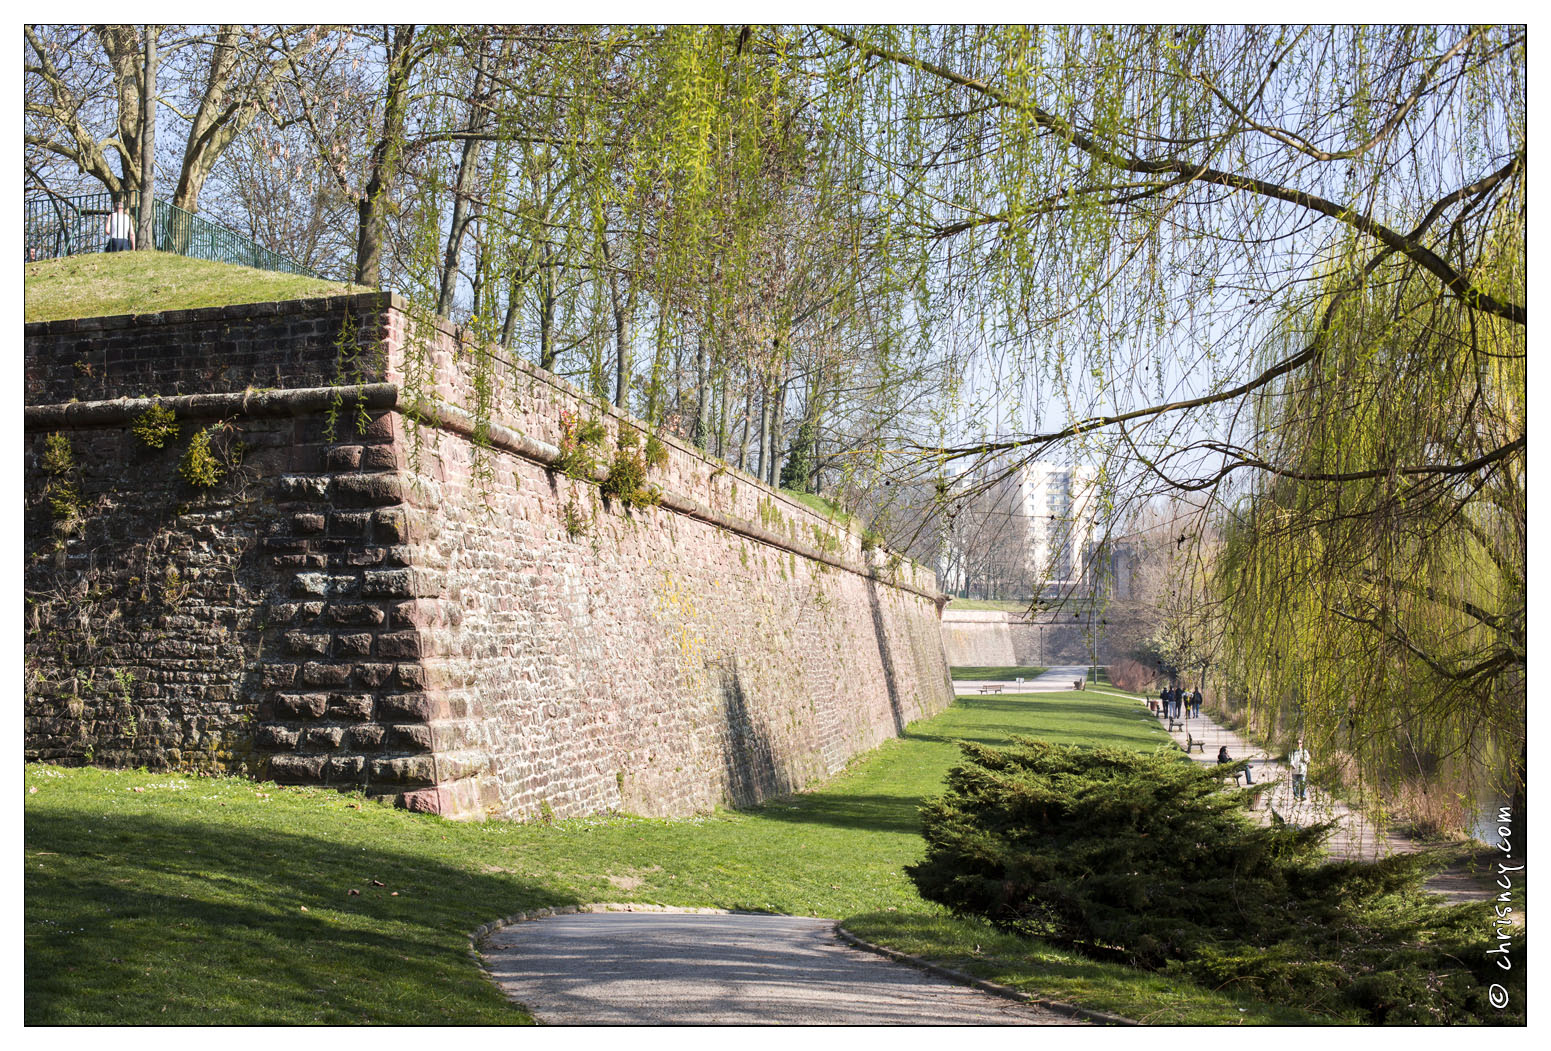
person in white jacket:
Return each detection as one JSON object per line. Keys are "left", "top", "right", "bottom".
{"left": 1290, "top": 738, "right": 1311, "bottom": 801}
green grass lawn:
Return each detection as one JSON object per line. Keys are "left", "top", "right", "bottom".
{"left": 25, "top": 690, "right": 1325, "bottom": 1025}
{"left": 949, "top": 665, "right": 1048, "bottom": 681}
{"left": 943, "top": 597, "right": 1033, "bottom": 612}
{"left": 24, "top": 251, "right": 364, "bottom": 323}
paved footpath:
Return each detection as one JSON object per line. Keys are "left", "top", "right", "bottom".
{"left": 1152, "top": 704, "right": 1496, "bottom": 906}
{"left": 953, "top": 665, "right": 1093, "bottom": 696}
{"left": 482, "top": 910, "right": 1083, "bottom": 1025}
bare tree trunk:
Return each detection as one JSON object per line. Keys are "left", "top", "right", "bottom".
{"left": 755, "top": 382, "right": 770, "bottom": 481}
{"left": 355, "top": 25, "right": 417, "bottom": 288}
{"left": 716, "top": 358, "right": 730, "bottom": 460}
{"left": 691, "top": 335, "right": 708, "bottom": 449}
{"left": 600, "top": 237, "right": 634, "bottom": 410}
{"left": 767, "top": 375, "right": 789, "bottom": 488}
{"left": 737, "top": 378, "right": 754, "bottom": 473}
{"left": 437, "top": 49, "right": 490, "bottom": 317}
{"left": 135, "top": 26, "right": 159, "bottom": 249}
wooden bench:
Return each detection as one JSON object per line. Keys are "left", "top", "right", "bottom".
{"left": 1185, "top": 733, "right": 1205, "bottom": 752}
{"left": 978, "top": 684, "right": 1003, "bottom": 694}
{"left": 1167, "top": 718, "right": 1184, "bottom": 733}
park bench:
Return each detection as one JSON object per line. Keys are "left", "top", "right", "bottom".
{"left": 1167, "top": 717, "right": 1184, "bottom": 732}
{"left": 1185, "top": 733, "right": 1205, "bottom": 752}
{"left": 978, "top": 684, "right": 1003, "bottom": 694}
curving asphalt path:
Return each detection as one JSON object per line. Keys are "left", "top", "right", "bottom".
{"left": 481, "top": 910, "right": 1084, "bottom": 1025}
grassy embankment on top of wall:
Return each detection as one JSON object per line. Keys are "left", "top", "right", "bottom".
{"left": 24, "top": 251, "right": 364, "bottom": 323}
{"left": 25, "top": 687, "right": 1335, "bottom": 1025}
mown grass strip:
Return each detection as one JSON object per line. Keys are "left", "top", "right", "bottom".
{"left": 949, "top": 665, "right": 1048, "bottom": 681}
{"left": 24, "top": 251, "right": 363, "bottom": 323}
{"left": 26, "top": 689, "right": 1316, "bottom": 1025}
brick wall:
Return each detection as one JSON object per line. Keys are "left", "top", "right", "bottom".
{"left": 24, "top": 295, "right": 953, "bottom": 819}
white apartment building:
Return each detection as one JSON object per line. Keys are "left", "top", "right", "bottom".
{"left": 1004, "top": 459, "right": 1100, "bottom": 595}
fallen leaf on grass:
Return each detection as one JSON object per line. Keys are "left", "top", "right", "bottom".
{"left": 348, "top": 889, "right": 361, "bottom": 896}
{"left": 299, "top": 906, "right": 308, "bottom": 912}
{"left": 371, "top": 879, "right": 385, "bottom": 886}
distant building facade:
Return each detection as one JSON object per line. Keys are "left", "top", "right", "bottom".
{"left": 1007, "top": 460, "right": 1100, "bottom": 596}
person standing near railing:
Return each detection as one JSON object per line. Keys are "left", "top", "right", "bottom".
{"left": 104, "top": 198, "right": 135, "bottom": 252}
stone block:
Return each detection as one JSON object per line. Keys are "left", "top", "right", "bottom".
{"left": 255, "top": 725, "right": 300, "bottom": 750}
{"left": 260, "top": 663, "right": 299, "bottom": 688}
{"left": 354, "top": 663, "right": 394, "bottom": 688}
{"left": 375, "top": 631, "right": 423, "bottom": 659}
{"left": 346, "top": 724, "right": 386, "bottom": 750}
{"left": 329, "top": 511, "right": 372, "bottom": 538}
{"left": 369, "top": 755, "right": 436, "bottom": 784}
{"left": 327, "top": 694, "right": 375, "bottom": 720}
{"left": 327, "top": 755, "right": 365, "bottom": 781}
{"left": 334, "top": 633, "right": 373, "bottom": 657}
{"left": 284, "top": 631, "right": 331, "bottom": 657}
{"left": 376, "top": 692, "right": 441, "bottom": 722}
{"left": 278, "top": 475, "right": 329, "bottom": 501}
{"left": 269, "top": 754, "right": 327, "bottom": 782}
{"left": 301, "top": 661, "right": 353, "bottom": 687}
{"left": 275, "top": 693, "right": 329, "bottom": 719}
{"left": 331, "top": 473, "right": 404, "bottom": 507}
{"left": 328, "top": 604, "right": 385, "bottom": 626}
{"left": 324, "top": 445, "right": 363, "bottom": 471}
{"left": 371, "top": 509, "right": 408, "bottom": 543}
{"left": 385, "top": 723, "right": 434, "bottom": 752}
{"left": 304, "top": 725, "right": 345, "bottom": 750}
{"left": 361, "top": 445, "right": 398, "bottom": 471}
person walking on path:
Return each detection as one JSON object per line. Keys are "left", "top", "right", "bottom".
{"left": 1290, "top": 738, "right": 1311, "bottom": 801}
{"left": 1191, "top": 686, "right": 1202, "bottom": 719}
{"left": 104, "top": 198, "right": 135, "bottom": 252}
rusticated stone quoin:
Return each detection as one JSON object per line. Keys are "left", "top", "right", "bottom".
{"left": 24, "top": 294, "right": 953, "bottom": 820}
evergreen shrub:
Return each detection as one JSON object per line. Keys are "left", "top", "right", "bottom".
{"left": 909, "top": 739, "right": 1523, "bottom": 1024}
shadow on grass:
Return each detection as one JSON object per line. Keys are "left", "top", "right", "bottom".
{"left": 746, "top": 792, "right": 927, "bottom": 837}
{"left": 24, "top": 808, "right": 559, "bottom": 1025}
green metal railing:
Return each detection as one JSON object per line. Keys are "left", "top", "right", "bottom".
{"left": 24, "top": 190, "right": 319, "bottom": 278}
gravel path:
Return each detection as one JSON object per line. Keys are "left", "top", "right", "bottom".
{"left": 953, "top": 665, "right": 1092, "bottom": 695}
{"left": 481, "top": 910, "right": 1085, "bottom": 1025}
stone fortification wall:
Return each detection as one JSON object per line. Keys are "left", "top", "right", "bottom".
{"left": 938, "top": 611, "right": 1016, "bottom": 667}
{"left": 24, "top": 294, "right": 952, "bottom": 820}
{"left": 940, "top": 607, "right": 1150, "bottom": 668}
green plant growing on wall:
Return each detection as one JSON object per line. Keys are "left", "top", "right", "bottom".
{"left": 600, "top": 431, "right": 661, "bottom": 510}
{"left": 179, "top": 427, "right": 225, "bottom": 488}
{"left": 860, "top": 527, "right": 883, "bottom": 553}
{"left": 643, "top": 433, "right": 669, "bottom": 471}
{"left": 113, "top": 668, "right": 137, "bottom": 738}
{"left": 561, "top": 493, "right": 591, "bottom": 539}
{"left": 325, "top": 308, "right": 386, "bottom": 441}
{"left": 40, "top": 432, "right": 83, "bottom": 531}
{"left": 131, "top": 403, "right": 180, "bottom": 448}
{"left": 41, "top": 432, "right": 75, "bottom": 476}
{"left": 554, "top": 409, "right": 607, "bottom": 480}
